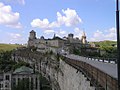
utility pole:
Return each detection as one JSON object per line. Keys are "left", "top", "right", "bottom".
{"left": 116, "top": 0, "right": 120, "bottom": 89}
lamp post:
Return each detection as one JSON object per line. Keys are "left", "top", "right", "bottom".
{"left": 116, "top": 0, "right": 120, "bottom": 89}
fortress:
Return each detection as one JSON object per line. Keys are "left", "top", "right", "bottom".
{"left": 27, "top": 30, "right": 90, "bottom": 53}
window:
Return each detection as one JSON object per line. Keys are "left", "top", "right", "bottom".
{"left": 5, "top": 75, "right": 9, "bottom": 80}
{"left": 0, "top": 84, "right": 1, "bottom": 88}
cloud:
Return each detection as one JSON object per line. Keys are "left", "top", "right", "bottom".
{"left": 31, "top": 8, "right": 82, "bottom": 29}
{"left": 43, "top": 29, "right": 67, "bottom": 38}
{"left": 18, "top": 0, "right": 25, "bottom": 5}
{"left": 0, "top": 30, "right": 26, "bottom": 44}
{"left": 0, "top": 2, "right": 22, "bottom": 28}
{"left": 31, "top": 18, "right": 50, "bottom": 29}
{"left": 2, "top": 0, "right": 25, "bottom": 5}
{"left": 0, "top": 32, "right": 22, "bottom": 43}
{"left": 59, "top": 29, "right": 66, "bottom": 35}
{"left": 44, "top": 29, "right": 66, "bottom": 39}
{"left": 55, "top": 29, "right": 67, "bottom": 37}
{"left": 57, "top": 8, "right": 82, "bottom": 27}
{"left": 90, "top": 27, "right": 117, "bottom": 41}
{"left": 74, "top": 27, "right": 83, "bottom": 39}
{"left": 8, "top": 33, "right": 21, "bottom": 39}
{"left": 44, "top": 30, "right": 55, "bottom": 35}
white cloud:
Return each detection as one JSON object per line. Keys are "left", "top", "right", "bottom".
{"left": 3, "top": 32, "right": 23, "bottom": 43}
{"left": 18, "top": 0, "right": 25, "bottom": 5}
{"left": 90, "top": 27, "right": 117, "bottom": 41}
{"left": 58, "top": 8, "right": 82, "bottom": 27}
{"left": 6, "top": 22, "right": 22, "bottom": 29}
{"left": 3, "top": 0, "right": 25, "bottom": 5}
{"left": 0, "top": 2, "right": 22, "bottom": 28}
{"left": 31, "top": 8, "right": 82, "bottom": 29}
{"left": 43, "top": 29, "right": 67, "bottom": 38}
{"left": 49, "top": 21, "right": 60, "bottom": 28}
{"left": 8, "top": 32, "right": 21, "bottom": 39}
{"left": 31, "top": 18, "right": 50, "bottom": 29}
{"left": 59, "top": 29, "right": 66, "bottom": 35}
{"left": 74, "top": 27, "right": 83, "bottom": 39}
{"left": 44, "top": 30, "right": 55, "bottom": 35}
{"left": 105, "top": 27, "right": 116, "bottom": 39}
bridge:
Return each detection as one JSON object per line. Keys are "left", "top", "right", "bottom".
{"left": 12, "top": 49, "right": 118, "bottom": 90}
{"left": 63, "top": 54, "right": 118, "bottom": 90}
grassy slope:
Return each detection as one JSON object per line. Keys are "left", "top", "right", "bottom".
{"left": 92, "top": 40, "right": 117, "bottom": 48}
{"left": 0, "top": 44, "right": 22, "bottom": 51}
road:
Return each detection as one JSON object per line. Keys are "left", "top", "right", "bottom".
{"left": 64, "top": 54, "right": 117, "bottom": 79}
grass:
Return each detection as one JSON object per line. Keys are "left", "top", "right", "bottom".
{"left": 91, "top": 40, "right": 117, "bottom": 48}
{"left": 0, "top": 43, "right": 23, "bottom": 51}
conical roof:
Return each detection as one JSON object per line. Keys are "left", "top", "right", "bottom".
{"left": 30, "top": 30, "right": 35, "bottom": 33}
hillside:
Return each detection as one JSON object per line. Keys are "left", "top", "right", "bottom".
{"left": 90, "top": 41, "right": 117, "bottom": 58}
{"left": 0, "top": 44, "right": 23, "bottom": 51}
{"left": 91, "top": 40, "right": 117, "bottom": 48}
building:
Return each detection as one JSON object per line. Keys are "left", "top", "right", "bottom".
{"left": 0, "top": 66, "right": 40, "bottom": 90}
{"left": 27, "top": 30, "right": 89, "bottom": 53}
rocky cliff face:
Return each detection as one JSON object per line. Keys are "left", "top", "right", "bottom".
{"left": 12, "top": 48, "right": 95, "bottom": 90}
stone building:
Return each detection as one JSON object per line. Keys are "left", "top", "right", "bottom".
{"left": 0, "top": 66, "right": 40, "bottom": 90}
{"left": 27, "top": 30, "right": 89, "bottom": 53}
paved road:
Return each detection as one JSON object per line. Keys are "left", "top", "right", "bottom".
{"left": 64, "top": 54, "right": 117, "bottom": 79}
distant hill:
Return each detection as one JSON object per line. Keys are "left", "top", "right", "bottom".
{"left": 0, "top": 44, "right": 23, "bottom": 51}
{"left": 91, "top": 40, "right": 117, "bottom": 48}
{"left": 90, "top": 41, "right": 117, "bottom": 58}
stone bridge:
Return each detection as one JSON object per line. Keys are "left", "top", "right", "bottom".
{"left": 12, "top": 49, "right": 118, "bottom": 90}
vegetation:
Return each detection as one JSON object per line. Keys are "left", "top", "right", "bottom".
{"left": 73, "top": 48, "right": 100, "bottom": 57}
{"left": 92, "top": 41, "right": 117, "bottom": 58}
{"left": 92, "top": 40, "right": 117, "bottom": 48}
{"left": 73, "top": 40, "right": 117, "bottom": 58}
{"left": 0, "top": 51, "right": 15, "bottom": 72}
{"left": 0, "top": 43, "right": 22, "bottom": 51}
{"left": 12, "top": 61, "right": 31, "bottom": 70}
{"left": 0, "top": 50, "right": 31, "bottom": 72}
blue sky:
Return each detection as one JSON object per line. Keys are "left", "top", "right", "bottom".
{"left": 0, "top": 0, "right": 117, "bottom": 44}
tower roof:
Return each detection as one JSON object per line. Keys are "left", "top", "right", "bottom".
{"left": 40, "top": 36, "right": 44, "bottom": 39}
{"left": 30, "top": 30, "right": 35, "bottom": 33}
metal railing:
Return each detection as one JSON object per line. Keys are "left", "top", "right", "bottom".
{"left": 85, "top": 57, "right": 117, "bottom": 64}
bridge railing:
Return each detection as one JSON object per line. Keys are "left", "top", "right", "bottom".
{"left": 61, "top": 55, "right": 118, "bottom": 90}
{"left": 85, "top": 57, "right": 117, "bottom": 64}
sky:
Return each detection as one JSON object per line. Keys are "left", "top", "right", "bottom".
{"left": 0, "top": 0, "right": 118, "bottom": 44}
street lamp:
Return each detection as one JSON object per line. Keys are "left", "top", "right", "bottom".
{"left": 116, "top": 0, "right": 120, "bottom": 89}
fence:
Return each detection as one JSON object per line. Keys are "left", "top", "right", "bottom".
{"left": 85, "top": 57, "right": 117, "bottom": 64}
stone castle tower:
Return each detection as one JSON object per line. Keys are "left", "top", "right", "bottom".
{"left": 28, "top": 30, "right": 37, "bottom": 47}
{"left": 29, "top": 30, "right": 36, "bottom": 40}
{"left": 68, "top": 33, "right": 74, "bottom": 39}
{"left": 81, "top": 32, "right": 87, "bottom": 44}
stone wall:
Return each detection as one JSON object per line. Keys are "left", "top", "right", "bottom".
{"left": 56, "top": 59, "right": 95, "bottom": 90}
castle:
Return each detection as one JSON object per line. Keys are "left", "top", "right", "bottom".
{"left": 28, "top": 30, "right": 90, "bottom": 53}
